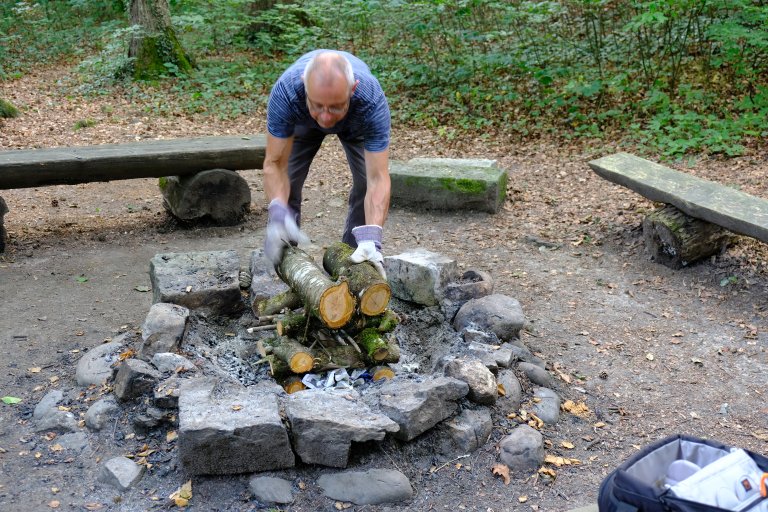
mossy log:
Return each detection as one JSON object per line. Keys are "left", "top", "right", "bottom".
{"left": 253, "top": 289, "right": 302, "bottom": 317}
{"left": 323, "top": 242, "right": 391, "bottom": 316}
{"left": 313, "top": 345, "right": 367, "bottom": 372}
{"left": 266, "top": 355, "right": 291, "bottom": 379}
{"left": 276, "top": 311, "right": 310, "bottom": 337}
{"left": 357, "top": 328, "right": 390, "bottom": 362}
{"left": 345, "top": 309, "right": 400, "bottom": 334}
{"left": 642, "top": 204, "right": 734, "bottom": 269}
{"left": 277, "top": 246, "right": 355, "bottom": 329}
{"left": 265, "top": 336, "right": 315, "bottom": 373}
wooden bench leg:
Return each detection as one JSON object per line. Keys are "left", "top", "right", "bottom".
{"left": 642, "top": 204, "right": 734, "bottom": 269}
{"left": 0, "top": 195, "right": 8, "bottom": 253}
{"left": 160, "top": 169, "right": 251, "bottom": 225}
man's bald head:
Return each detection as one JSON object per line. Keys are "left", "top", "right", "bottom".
{"left": 302, "top": 52, "right": 356, "bottom": 94}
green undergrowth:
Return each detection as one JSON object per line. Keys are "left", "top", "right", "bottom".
{"left": 2, "top": 0, "right": 767, "bottom": 159}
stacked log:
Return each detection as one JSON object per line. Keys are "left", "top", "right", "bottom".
{"left": 252, "top": 244, "right": 401, "bottom": 393}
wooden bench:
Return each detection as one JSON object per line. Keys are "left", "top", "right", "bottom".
{"left": 588, "top": 152, "right": 768, "bottom": 268}
{"left": 0, "top": 135, "right": 266, "bottom": 252}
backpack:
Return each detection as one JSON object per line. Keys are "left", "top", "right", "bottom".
{"left": 598, "top": 434, "right": 768, "bottom": 512}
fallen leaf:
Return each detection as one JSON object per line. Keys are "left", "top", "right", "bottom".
{"left": 539, "top": 467, "right": 557, "bottom": 478}
{"left": 118, "top": 348, "right": 135, "bottom": 361}
{"left": 231, "top": 405, "right": 242, "bottom": 411}
{"left": 49, "top": 376, "right": 59, "bottom": 384}
{"left": 594, "top": 422, "right": 606, "bottom": 428}
{"left": 28, "top": 367, "right": 42, "bottom": 373}
{"left": 491, "top": 463, "right": 510, "bottom": 485}
{"left": 518, "top": 495, "right": 528, "bottom": 503}
{"left": 166, "top": 431, "right": 178, "bottom": 443}
{"left": 497, "top": 383, "right": 506, "bottom": 396}
{"left": 134, "top": 285, "right": 150, "bottom": 292}
{"left": 561, "top": 441, "right": 575, "bottom": 449}
{"left": 169, "top": 480, "right": 192, "bottom": 507}
{"left": 2, "top": 396, "right": 22, "bottom": 405}
{"left": 49, "top": 501, "right": 60, "bottom": 509}
{"left": 646, "top": 353, "right": 654, "bottom": 361}
{"left": 84, "top": 503, "right": 103, "bottom": 511}
{"left": 51, "top": 444, "right": 63, "bottom": 452}
{"left": 562, "top": 400, "right": 591, "bottom": 418}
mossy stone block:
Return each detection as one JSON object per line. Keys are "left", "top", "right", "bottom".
{"left": 390, "top": 158, "right": 507, "bottom": 213}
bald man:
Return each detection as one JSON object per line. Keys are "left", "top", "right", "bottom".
{"left": 262, "top": 49, "right": 391, "bottom": 277}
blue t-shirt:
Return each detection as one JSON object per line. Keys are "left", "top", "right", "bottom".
{"left": 267, "top": 50, "right": 390, "bottom": 153}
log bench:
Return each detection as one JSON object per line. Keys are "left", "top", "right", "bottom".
{"left": 588, "top": 152, "right": 768, "bottom": 268}
{"left": 0, "top": 134, "right": 266, "bottom": 252}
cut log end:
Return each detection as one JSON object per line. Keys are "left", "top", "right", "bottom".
{"left": 360, "top": 282, "right": 392, "bottom": 316}
{"left": 289, "top": 352, "right": 315, "bottom": 374}
{"left": 318, "top": 280, "right": 355, "bottom": 329}
{"left": 371, "top": 366, "right": 395, "bottom": 381}
{"left": 282, "top": 376, "right": 307, "bottom": 394}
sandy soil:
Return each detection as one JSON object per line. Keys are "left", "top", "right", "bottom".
{"left": 1, "top": 65, "right": 767, "bottom": 512}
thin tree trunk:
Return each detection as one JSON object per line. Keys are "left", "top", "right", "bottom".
{"left": 323, "top": 242, "right": 391, "bottom": 316}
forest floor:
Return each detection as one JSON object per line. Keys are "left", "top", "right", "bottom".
{"left": 0, "top": 65, "right": 767, "bottom": 512}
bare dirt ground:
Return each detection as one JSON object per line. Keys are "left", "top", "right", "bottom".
{"left": 1, "top": 66, "right": 767, "bottom": 512}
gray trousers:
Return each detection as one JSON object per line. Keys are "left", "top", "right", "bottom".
{"left": 287, "top": 125, "right": 367, "bottom": 247}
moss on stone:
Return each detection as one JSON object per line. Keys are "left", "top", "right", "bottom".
{"left": 438, "top": 177, "right": 488, "bottom": 195}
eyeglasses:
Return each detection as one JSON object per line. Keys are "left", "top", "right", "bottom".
{"left": 306, "top": 98, "right": 349, "bottom": 115}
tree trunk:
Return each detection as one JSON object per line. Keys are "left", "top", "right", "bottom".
{"left": 642, "top": 204, "right": 733, "bottom": 269}
{"left": 323, "top": 242, "right": 391, "bottom": 316}
{"left": 129, "top": 0, "right": 193, "bottom": 80}
{"left": 277, "top": 246, "right": 355, "bottom": 329}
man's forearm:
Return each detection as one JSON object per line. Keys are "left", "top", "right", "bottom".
{"left": 364, "top": 149, "right": 391, "bottom": 227}
{"left": 263, "top": 134, "right": 294, "bottom": 204}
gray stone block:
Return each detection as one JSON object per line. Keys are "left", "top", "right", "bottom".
{"left": 532, "top": 387, "right": 561, "bottom": 425}
{"left": 85, "top": 397, "right": 119, "bottom": 431}
{"left": 376, "top": 376, "right": 469, "bottom": 441}
{"left": 285, "top": 389, "right": 399, "bottom": 468}
{"left": 317, "top": 469, "right": 413, "bottom": 505}
{"left": 249, "top": 476, "right": 294, "bottom": 504}
{"left": 139, "top": 303, "right": 189, "bottom": 359}
{"left": 453, "top": 294, "right": 525, "bottom": 341}
{"left": 438, "top": 408, "right": 493, "bottom": 456}
{"left": 149, "top": 250, "right": 243, "bottom": 316}
{"left": 390, "top": 158, "right": 507, "bottom": 213}
{"left": 499, "top": 424, "right": 544, "bottom": 472}
{"left": 518, "top": 362, "right": 555, "bottom": 389}
{"left": 113, "top": 359, "right": 162, "bottom": 401}
{"left": 178, "top": 378, "right": 294, "bottom": 475}
{"left": 75, "top": 341, "right": 123, "bottom": 387}
{"left": 443, "top": 357, "right": 497, "bottom": 405}
{"left": 384, "top": 249, "right": 459, "bottom": 306}
{"left": 98, "top": 456, "right": 145, "bottom": 491}
{"left": 496, "top": 370, "right": 523, "bottom": 415}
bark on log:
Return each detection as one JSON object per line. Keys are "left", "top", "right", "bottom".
{"left": 381, "top": 339, "right": 401, "bottom": 365}
{"left": 276, "top": 311, "right": 310, "bottom": 337}
{"left": 265, "top": 336, "right": 315, "bottom": 373}
{"left": 345, "top": 309, "right": 400, "bottom": 334}
{"left": 266, "top": 355, "right": 290, "bottom": 379}
{"left": 357, "top": 328, "right": 390, "bottom": 362}
{"left": 160, "top": 169, "right": 250, "bottom": 225}
{"left": 642, "top": 204, "right": 734, "bottom": 269}
{"left": 253, "top": 289, "right": 302, "bottom": 317}
{"left": 312, "top": 346, "right": 367, "bottom": 372}
{"left": 323, "top": 242, "right": 391, "bottom": 316}
{"left": 277, "top": 246, "right": 355, "bottom": 329}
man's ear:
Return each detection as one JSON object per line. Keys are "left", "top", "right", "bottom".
{"left": 350, "top": 79, "right": 359, "bottom": 95}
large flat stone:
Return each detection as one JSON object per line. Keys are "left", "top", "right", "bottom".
{"left": 390, "top": 158, "right": 507, "bottom": 213}
{"left": 285, "top": 389, "right": 399, "bottom": 468}
{"left": 376, "top": 375, "right": 469, "bottom": 441}
{"left": 149, "top": 250, "right": 243, "bottom": 316}
{"left": 384, "top": 249, "right": 459, "bottom": 306}
{"left": 589, "top": 152, "right": 768, "bottom": 243}
{"left": 178, "top": 378, "right": 294, "bottom": 475}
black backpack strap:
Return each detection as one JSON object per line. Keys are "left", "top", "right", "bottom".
{"left": 615, "top": 503, "right": 639, "bottom": 512}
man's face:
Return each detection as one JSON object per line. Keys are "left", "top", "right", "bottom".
{"left": 304, "top": 76, "right": 358, "bottom": 129}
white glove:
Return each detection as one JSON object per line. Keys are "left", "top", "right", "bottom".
{"left": 349, "top": 225, "right": 386, "bottom": 279}
{"left": 264, "top": 199, "right": 309, "bottom": 265}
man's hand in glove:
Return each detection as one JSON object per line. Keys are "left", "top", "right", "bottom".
{"left": 264, "top": 199, "right": 309, "bottom": 265}
{"left": 350, "top": 225, "right": 386, "bottom": 278}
